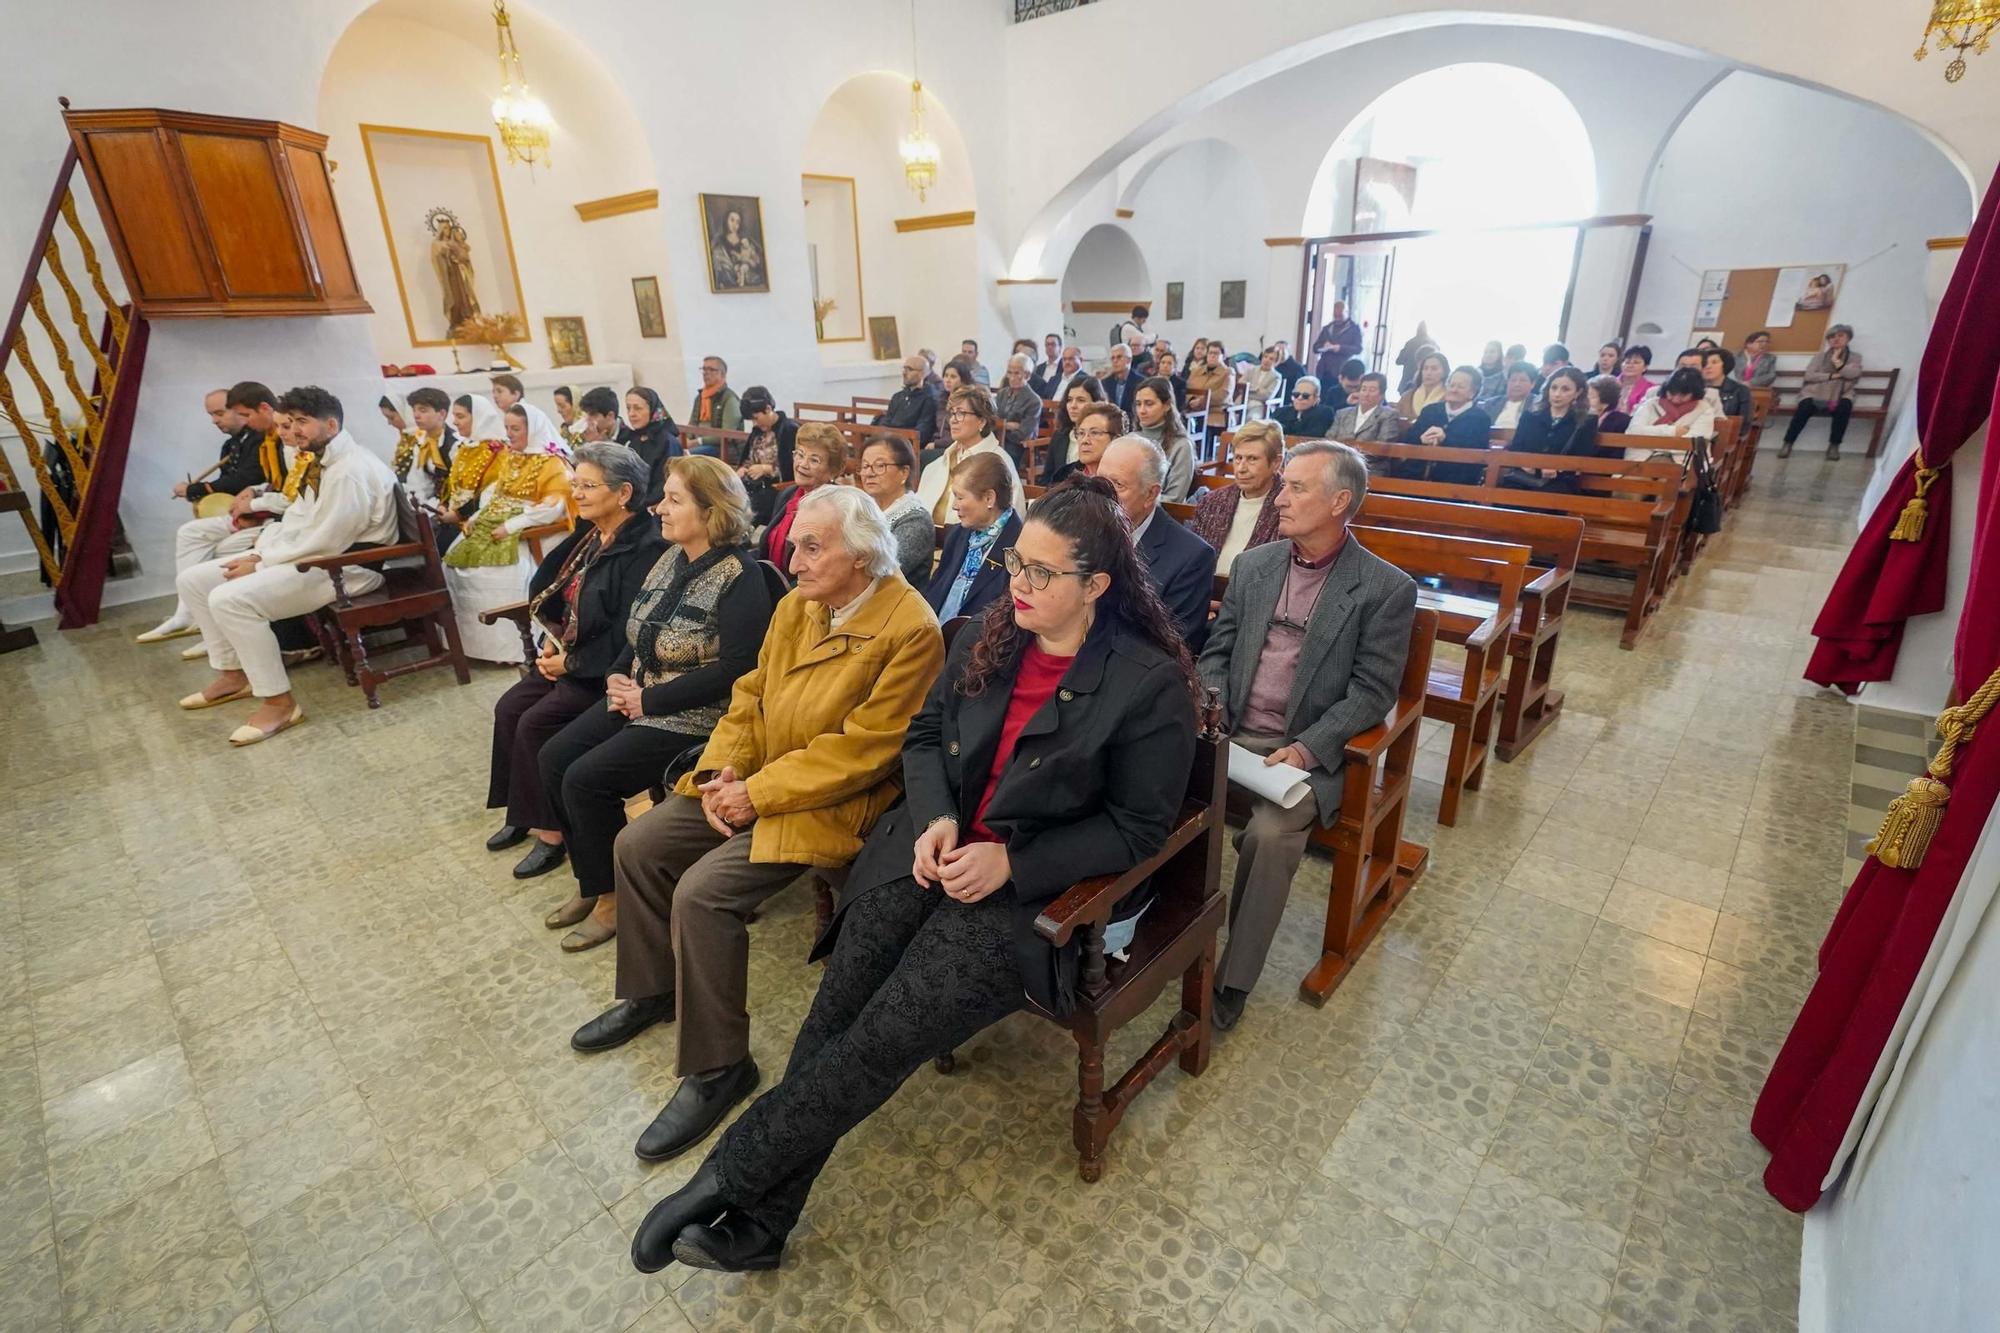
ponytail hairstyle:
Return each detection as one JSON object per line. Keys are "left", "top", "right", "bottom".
{"left": 958, "top": 474, "right": 1200, "bottom": 703}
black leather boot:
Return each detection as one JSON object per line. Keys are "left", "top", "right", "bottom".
{"left": 630, "top": 1160, "right": 726, "bottom": 1273}
{"left": 673, "top": 1211, "right": 783, "bottom": 1272}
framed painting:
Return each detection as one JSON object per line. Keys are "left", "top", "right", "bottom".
{"left": 868, "top": 316, "right": 901, "bottom": 362}
{"left": 631, "top": 276, "right": 666, "bottom": 338}
{"left": 359, "top": 124, "right": 529, "bottom": 348}
{"left": 700, "top": 193, "right": 769, "bottom": 293}
{"left": 545, "top": 316, "right": 591, "bottom": 368}
{"left": 1165, "top": 281, "right": 1184, "bottom": 322}
{"left": 1219, "top": 280, "right": 1246, "bottom": 320}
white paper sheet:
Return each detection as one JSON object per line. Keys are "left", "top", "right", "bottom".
{"left": 1766, "top": 267, "right": 1809, "bottom": 327}
{"left": 1699, "top": 269, "right": 1730, "bottom": 300}
{"left": 1228, "top": 743, "right": 1313, "bottom": 808}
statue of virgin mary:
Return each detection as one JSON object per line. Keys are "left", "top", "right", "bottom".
{"left": 427, "top": 208, "right": 481, "bottom": 331}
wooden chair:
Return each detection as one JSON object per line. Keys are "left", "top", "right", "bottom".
{"left": 1302, "top": 606, "right": 1438, "bottom": 1001}
{"left": 1348, "top": 527, "right": 1527, "bottom": 827}
{"left": 296, "top": 489, "right": 470, "bottom": 708}
{"left": 521, "top": 519, "right": 573, "bottom": 566}
{"left": 941, "top": 683, "right": 1230, "bottom": 1182}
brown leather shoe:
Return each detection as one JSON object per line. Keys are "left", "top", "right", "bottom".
{"left": 543, "top": 894, "right": 591, "bottom": 930}
{"left": 561, "top": 918, "right": 616, "bottom": 953}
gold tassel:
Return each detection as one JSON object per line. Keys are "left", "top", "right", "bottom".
{"left": 1889, "top": 463, "right": 1941, "bottom": 542}
{"left": 1866, "top": 774, "right": 1952, "bottom": 867}
{"left": 1865, "top": 665, "right": 2000, "bottom": 870}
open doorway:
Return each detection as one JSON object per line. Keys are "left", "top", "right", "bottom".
{"left": 1300, "top": 63, "right": 1596, "bottom": 380}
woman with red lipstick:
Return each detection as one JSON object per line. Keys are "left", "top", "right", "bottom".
{"left": 632, "top": 476, "right": 1201, "bottom": 1274}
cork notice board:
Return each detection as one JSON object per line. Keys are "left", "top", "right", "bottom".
{"left": 1690, "top": 266, "right": 1845, "bottom": 354}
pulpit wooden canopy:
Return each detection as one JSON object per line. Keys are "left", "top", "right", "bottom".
{"left": 62, "top": 103, "right": 369, "bottom": 319}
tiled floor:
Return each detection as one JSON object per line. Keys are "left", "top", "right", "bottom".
{"left": 0, "top": 451, "right": 1875, "bottom": 1331}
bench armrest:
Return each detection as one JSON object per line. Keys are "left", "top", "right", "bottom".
{"left": 478, "top": 599, "right": 531, "bottom": 628}
{"left": 293, "top": 542, "right": 425, "bottom": 573}
{"left": 1516, "top": 565, "right": 1568, "bottom": 634}
{"left": 1032, "top": 800, "right": 1210, "bottom": 947}
{"left": 1344, "top": 696, "right": 1422, "bottom": 767}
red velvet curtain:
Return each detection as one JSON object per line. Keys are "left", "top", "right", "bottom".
{"left": 1754, "top": 376, "right": 2000, "bottom": 1209}
{"left": 1804, "top": 164, "right": 2000, "bottom": 692}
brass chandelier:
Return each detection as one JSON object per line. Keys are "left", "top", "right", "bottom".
{"left": 1914, "top": 1, "right": 2000, "bottom": 82}
{"left": 900, "top": 1, "right": 940, "bottom": 201}
{"left": 490, "top": 0, "right": 554, "bottom": 167}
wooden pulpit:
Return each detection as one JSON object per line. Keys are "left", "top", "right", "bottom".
{"left": 62, "top": 104, "right": 370, "bottom": 319}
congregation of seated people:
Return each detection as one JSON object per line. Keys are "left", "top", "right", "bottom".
{"left": 136, "top": 304, "right": 1802, "bottom": 1278}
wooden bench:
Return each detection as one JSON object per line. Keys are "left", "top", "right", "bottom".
{"left": 1304, "top": 606, "right": 1438, "bottom": 1001}
{"left": 1767, "top": 365, "right": 1900, "bottom": 458}
{"left": 791, "top": 400, "right": 869, "bottom": 425}
{"left": 677, "top": 424, "right": 751, "bottom": 467}
{"left": 1344, "top": 439, "right": 1688, "bottom": 649}
{"left": 1347, "top": 527, "right": 1527, "bottom": 827}
{"left": 298, "top": 490, "right": 470, "bottom": 708}
{"left": 1357, "top": 495, "right": 1583, "bottom": 762}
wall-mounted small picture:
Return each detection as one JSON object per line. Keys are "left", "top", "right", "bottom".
{"left": 544, "top": 316, "right": 591, "bottom": 368}
{"left": 631, "top": 276, "right": 666, "bottom": 338}
{"left": 700, "top": 193, "right": 769, "bottom": 293}
{"left": 1165, "top": 282, "right": 1185, "bottom": 322}
{"left": 1219, "top": 280, "right": 1246, "bottom": 320}
{"left": 868, "top": 315, "right": 902, "bottom": 362}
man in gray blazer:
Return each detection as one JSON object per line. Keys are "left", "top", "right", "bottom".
{"left": 1196, "top": 441, "right": 1417, "bottom": 1029}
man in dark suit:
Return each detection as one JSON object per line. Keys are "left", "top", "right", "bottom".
{"left": 1273, "top": 376, "right": 1336, "bottom": 438}
{"left": 1031, "top": 332, "right": 1063, "bottom": 398}
{"left": 1099, "top": 343, "right": 1141, "bottom": 416}
{"left": 1099, "top": 435, "right": 1216, "bottom": 651}
{"left": 874, "top": 355, "right": 939, "bottom": 447}
{"left": 1398, "top": 366, "right": 1493, "bottom": 484}
{"left": 1197, "top": 441, "right": 1417, "bottom": 1029}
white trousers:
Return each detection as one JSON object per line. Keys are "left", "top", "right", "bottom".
{"left": 176, "top": 556, "right": 377, "bottom": 697}
{"left": 168, "top": 515, "right": 261, "bottom": 616}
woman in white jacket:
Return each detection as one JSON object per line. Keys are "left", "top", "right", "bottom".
{"left": 1627, "top": 366, "right": 1719, "bottom": 445}
{"left": 916, "top": 385, "right": 1021, "bottom": 524}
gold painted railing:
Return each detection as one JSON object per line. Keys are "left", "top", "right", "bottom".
{"left": 0, "top": 145, "right": 148, "bottom": 628}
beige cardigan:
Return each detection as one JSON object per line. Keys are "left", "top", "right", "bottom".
{"left": 1801, "top": 348, "right": 1864, "bottom": 404}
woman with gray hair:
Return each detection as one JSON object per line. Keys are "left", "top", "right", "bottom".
{"left": 483, "top": 441, "right": 670, "bottom": 880}
{"left": 534, "top": 454, "right": 777, "bottom": 952}
{"left": 566, "top": 481, "right": 943, "bottom": 1168}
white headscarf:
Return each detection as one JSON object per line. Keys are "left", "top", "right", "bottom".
{"left": 381, "top": 389, "right": 414, "bottom": 430}
{"left": 460, "top": 393, "right": 508, "bottom": 444}
{"left": 523, "top": 404, "right": 571, "bottom": 460}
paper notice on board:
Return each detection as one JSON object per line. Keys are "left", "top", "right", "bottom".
{"left": 1228, "top": 743, "right": 1314, "bottom": 809}
{"left": 1694, "top": 298, "right": 1724, "bottom": 326}
{"left": 1766, "top": 268, "right": 1809, "bottom": 327}
{"left": 1699, "top": 269, "right": 1730, "bottom": 300}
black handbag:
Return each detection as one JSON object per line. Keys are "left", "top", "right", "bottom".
{"left": 1686, "top": 444, "right": 1723, "bottom": 536}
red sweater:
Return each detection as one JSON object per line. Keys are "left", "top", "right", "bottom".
{"left": 969, "top": 642, "right": 1073, "bottom": 841}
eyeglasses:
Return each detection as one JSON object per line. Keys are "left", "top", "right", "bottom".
{"left": 857, "top": 460, "right": 905, "bottom": 474}
{"left": 1074, "top": 427, "right": 1111, "bottom": 441}
{"left": 571, "top": 480, "right": 612, "bottom": 494}
{"left": 946, "top": 410, "right": 976, "bottom": 421}
{"left": 1002, "top": 548, "right": 1088, "bottom": 590}
{"left": 1292, "top": 392, "right": 1314, "bottom": 400}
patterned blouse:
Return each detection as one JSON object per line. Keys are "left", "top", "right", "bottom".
{"left": 624, "top": 545, "right": 754, "bottom": 735}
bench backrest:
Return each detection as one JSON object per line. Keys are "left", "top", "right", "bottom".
{"left": 793, "top": 400, "right": 869, "bottom": 423}
{"left": 1768, "top": 365, "right": 1899, "bottom": 411}
{"left": 678, "top": 424, "right": 751, "bottom": 466}
{"left": 1357, "top": 494, "right": 1584, "bottom": 575}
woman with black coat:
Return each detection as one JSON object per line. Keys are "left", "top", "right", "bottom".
{"left": 1501, "top": 366, "right": 1598, "bottom": 493}
{"left": 630, "top": 477, "right": 1200, "bottom": 1274}
{"left": 484, "top": 443, "right": 669, "bottom": 880}
{"left": 534, "top": 456, "right": 774, "bottom": 952}
{"left": 617, "top": 386, "right": 682, "bottom": 505}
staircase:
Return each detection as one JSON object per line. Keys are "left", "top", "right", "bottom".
{"left": 0, "top": 143, "right": 147, "bottom": 631}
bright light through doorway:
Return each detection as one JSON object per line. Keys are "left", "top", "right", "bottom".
{"left": 1304, "top": 63, "right": 1596, "bottom": 370}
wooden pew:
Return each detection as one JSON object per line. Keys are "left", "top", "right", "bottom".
{"left": 678, "top": 424, "right": 751, "bottom": 466}
{"left": 1348, "top": 526, "right": 1527, "bottom": 827}
{"left": 1358, "top": 495, "right": 1583, "bottom": 762}
{"left": 792, "top": 400, "right": 869, "bottom": 424}
{"left": 1305, "top": 606, "right": 1438, "bottom": 1001}
{"left": 1344, "top": 439, "right": 1687, "bottom": 649}
{"left": 1766, "top": 365, "right": 1900, "bottom": 458}
{"left": 849, "top": 395, "right": 891, "bottom": 414}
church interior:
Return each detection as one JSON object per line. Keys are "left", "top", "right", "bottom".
{"left": 1, "top": 1, "right": 1997, "bottom": 1330}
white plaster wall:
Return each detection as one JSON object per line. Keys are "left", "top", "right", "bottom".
{"left": 1631, "top": 72, "right": 1973, "bottom": 416}
{"left": 1121, "top": 143, "right": 1269, "bottom": 355}
{"left": 1798, "top": 801, "right": 2000, "bottom": 1333}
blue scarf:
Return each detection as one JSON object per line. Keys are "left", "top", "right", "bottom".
{"left": 940, "top": 509, "right": 1014, "bottom": 621}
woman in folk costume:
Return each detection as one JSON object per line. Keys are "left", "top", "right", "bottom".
{"left": 445, "top": 402, "right": 577, "bottom": 662}
{"left": 438, "top": 393, "right": 510, "bottom": 554}
{"left": 381, "top": 388, "right": 454, "bottom": 508}
{"left": 553, "top": 384, "right": 587, "bottom": 451}
{"left": 524, "top": 401, "right": 573, "bottom": 462}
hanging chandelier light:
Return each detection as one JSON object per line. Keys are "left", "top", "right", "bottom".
{"left": 900, "top": 2, "right": 940, "bottom": 201}
{"left": 1915, "top": 1, "right": 2000, "bottom": 82}
{"left": 490, "top": 0, "right": 553, "bottom": 168}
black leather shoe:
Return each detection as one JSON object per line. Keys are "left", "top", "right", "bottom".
{"left": 1212, "top": 985, "right": 1248, "bottom": 1032}
{"left": 630, "top": 1161, "right": 725, "bottom": 1273}
{"left": 486, "top": 824, "right": 528, "bottom": 852}
{"left": 512, "top": 840, "right": 567, "bottom": 879}
{"left": 673, "top": 1211, "right": 783, "bottom": 1272}
{"left": 571, "top": 996, "right": 674, "bottom": 1053}
{"left": 635, "top": 1058, "right": 760, "bottom": 1163}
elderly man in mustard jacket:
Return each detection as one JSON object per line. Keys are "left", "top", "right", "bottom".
{"left": 569, "top": 485, "right": 944, "bottom": 1165}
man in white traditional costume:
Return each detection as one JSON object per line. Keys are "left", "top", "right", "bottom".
{"left": 174, "top": 386, "right": 398, "bottom": 746}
